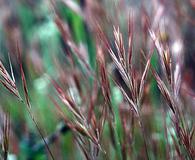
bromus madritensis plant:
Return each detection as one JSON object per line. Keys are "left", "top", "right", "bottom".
{"left": 0, "top": 0, "right": 194, "bottom": 159}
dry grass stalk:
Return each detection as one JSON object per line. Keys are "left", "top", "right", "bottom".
{"left": 0, "top": 59, "right": 21, "bottom": 101}
{"left": 149, "top": 28, "right": 194, "bottom": 159}
{"left": 51, "top": 79, "right": 85, "bottom": 121}
{"left": 152, "top": 69, "right": 175, "bottom": 113}
{"left": 96, "top": 45, "right": 113, "bottom": 116}
{"left": 2, "top": 113, "right": 10, "bottom": 160}
{"left": 97, "top": 14, "right": 155, "bottom": 159}
{"left": 49, "top": 20, "right": 107, "bottom": 156}
{"left": 55, "top": 15, "right": 94, "bottom": 77}
{"left": 16, "top": 43, "right": 55, "bottom": 160}
{"left": 51, "top": 78, "right": 103, "bottom": 157}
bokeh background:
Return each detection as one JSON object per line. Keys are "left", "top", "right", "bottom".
{"left": 0, "top": 0, "right": 194, "bottom": 159}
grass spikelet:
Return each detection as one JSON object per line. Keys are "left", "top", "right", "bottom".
{"left": 0, "top": 60, "right": 22, "bottom": 101}
{"left": 96, "top": 45, "right": 113, "bottom": 116}
{"left": 51, "top": 79, "right": 84, "bottom": 121}
{"left": 152, "top": 69, "right": 176, "bottom": 113}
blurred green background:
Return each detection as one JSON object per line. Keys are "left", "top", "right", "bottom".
{"left": 0, "top": 0, "right": 194, "bottom": 160}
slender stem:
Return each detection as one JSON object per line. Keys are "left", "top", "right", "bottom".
{"left": 137, "top": 110, "right": 150, "bottom": 160}
{"left": 26, "top": 107, "right": 55, "bottom": 160}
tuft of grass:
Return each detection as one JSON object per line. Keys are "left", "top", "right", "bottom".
{"left": 0, "top": 1, "right": 194, "bottom": 159}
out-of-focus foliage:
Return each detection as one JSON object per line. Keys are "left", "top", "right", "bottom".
{"left": 0, "top": 0, "right": 194, "bottom": 160}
